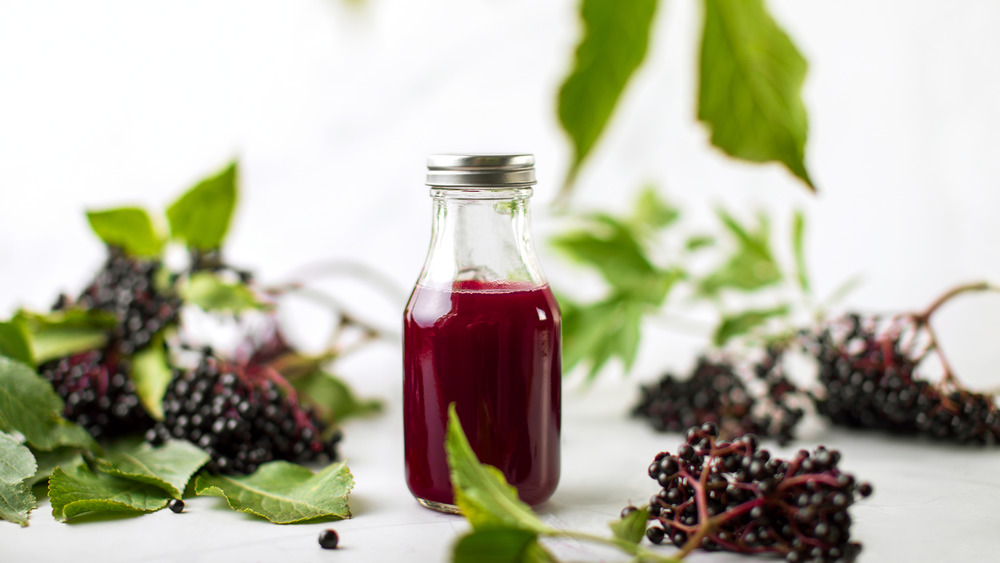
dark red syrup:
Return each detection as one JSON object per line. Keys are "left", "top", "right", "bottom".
{"left": 403, "top": 280, "right": 561, "bottom": 506}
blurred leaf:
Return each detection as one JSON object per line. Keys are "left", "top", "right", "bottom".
{"left": 631, "top": 186, "right": 680, "bottom": 232}
{"left": 712, "top": 305, "right": 789, "bottom": 347}
{"left": 453, "top": 528, "right": 554, "bottom": 563}
{"left": 49, "top": 459, "right": 170, "bottom": 522}
{"left": 792, "top": 210, "right": 809, "bottom": 292}
{"left": 699, "top": 210, "right": 782, "bottom": 296}
{"left": 0, "top": 356, "right": 95, "bottom": 452}
{"left": 181, "top": 272, "right": 264, "bottom": 312}
{"left": 560, "top": 295, "right": 647, "bottom": 379}
{"left": 0, "top": 321, "right": 34, "bottom": 366}
{"left": 167, "top": 161, "right": 238, "bottom": 250}
{"left": 698, "top": 0, "right": 814, "bottom": 191}
{"left": 445, "top": 404, "right": 548, "bottom": 533}
{"left": 290, "top": 369, "right": 382, "bottom": 427}
{"left": 0, "top": 431, "right": 37, "bottom": 526}
{"left": 85, "top": 207, "right": 164, "bottom": 257}
{"left": 685, "top": 235, "right": 715, "bottom": 252}
{"left": 130, "top": 339, "right": 173, "bottom": 421}
{"left": 820, "top": 274, "right": 864, "bottom": 311}
{"left": 15, "top": 309, "right": 116, "bottom": 365}
{"left": 557, "top": 0, "right": 659, "bottom": 199}
{"left": 609, "top": 506, "right": 650, "bottom": 544}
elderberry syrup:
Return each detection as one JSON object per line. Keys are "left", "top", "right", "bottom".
{"left": 403, "top": 154, "right": 561, "bottom": 512}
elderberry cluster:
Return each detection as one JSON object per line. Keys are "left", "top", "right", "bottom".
{"left": 640, "top": 423, "right": 871, "bottom": 562}
{"left": 68, "top": 246, "right": 182, "bottom": 355}
{"left": 633, "top": 351, "right": 805, "bottom": 445}
{"left": 146, "top": 353, "right": 341, "bottom": 474}
{"left": 38, "top": 349, "right": 152, "bottom": 441}
{"left": 807, "top": 314, "right": 1000, "bottom": 444}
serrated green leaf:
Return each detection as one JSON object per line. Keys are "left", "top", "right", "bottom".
{"left": 446, "top": 404, "right": 548, "bottom": 533}
{"left": 194, "top": 460, "right": 353, "bottom": 524}
{"left": 290, "top": 369, "right": 382, "bottom": 426}
{"left": 98, "top": 440, "right": 209, "bottom": 499}
{"left": 26, "top": 447, "right": 82, "bottom": 486}
{"left": 712, "top": 305, "right": 790, "bottom": 347}
{"left": 0, "top": 431, "right": 38, "bottom": 526}
{"left": 49, "top": 459, "right": 171, "bottom": 521}
{"left": 560, "top": 295, "right": 649, "bottom": 379}
{"left": 15, "top": 309, "right": 115, "bottom": 365}
{"left": 699, "top": 210, "right": 782, "bottom": 296}
{"left": 0, "top": 320, "right": 34, "bottom": 365}
{"left": 85, "top": 207, "right": 164, "bottom": 257}
{"left": 130, "top": 339, "right": 173, "bottom": 420}
{"left": 0, "top": 356, "right": 95, "bottom": 452}
{"left": 610, "top": 506, "right": 650, "bottom": 544}
{"left": 698, "top": 0, "right": 814, "bottom": 191}
{"left": 792, "top": 210, "right": 809, "bottom": 292}
{"left": 180, "top": 272, "right": 263, "bottom": 312}
{"left": 167, "top": 161, "right": 238, "bottom": 250}
{"left": 453, "top": 528, "right": 552, "bottom": 563}
{"left": 557, "top": 0, "right": 659, "bottom": 199}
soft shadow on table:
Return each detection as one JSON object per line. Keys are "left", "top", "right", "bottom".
{"left": 63, "top": 511, "right": 152, "bottom": 524}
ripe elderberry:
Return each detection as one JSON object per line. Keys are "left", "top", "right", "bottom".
{"left": 68, "top": 246, "right": 182, "bottom": 355}
{"left": 38, "top": 348, "right": 152, "bottom": 441}
{"left": 146, "top": 353, "right": 341, "bottom": 474}
{"left": 639, "top": 426, "right": 872, "bottom": 562}
{"left": 168, "top": 499, "right": 185, "bottom": 513}
{"left": 318, "top": 529, "right": 339, "bottom": 549}
{"left": 807, "top": 313, "right": 1000, "bottom": 445}
{"left": 633, "top": 350, "right": 806, "bottom": 445}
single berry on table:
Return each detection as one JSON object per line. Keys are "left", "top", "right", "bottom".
{"left": 318, "top": 529, "right": 339, "bottom": 549}
{"left": 168, "top": 499, "right": 185, "bottom": 513}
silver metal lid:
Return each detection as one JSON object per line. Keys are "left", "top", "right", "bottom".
{"left": 426, "top": 154, "right": 536, "bottom": 187}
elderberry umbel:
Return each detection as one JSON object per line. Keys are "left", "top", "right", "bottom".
{"left": 640, "top": 424, "right": 872, "bottom": 562}
{"left": 38, "top": 348, "right": 152, "bottom": 441}
{"left": 633, "top": 350, "right": 805, "bottom": 445}
{"left": 65, "top": 246, "right": 182, "bottom": 355}
{"left": 146, "top": 353, "right": 341, "bottom": 474}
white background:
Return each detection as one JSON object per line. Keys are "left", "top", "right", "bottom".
{"left": 1, "top": 1, "right": 999, "bottom": 560}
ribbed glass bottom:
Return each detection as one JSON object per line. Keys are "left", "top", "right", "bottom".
{"left": 416, "top": 497, "right": 461, "bottom": 514}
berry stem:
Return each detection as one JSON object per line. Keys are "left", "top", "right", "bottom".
{"left": 913, "top": 281, "right": 1000, "bottom": 324}
{"left": 549, "top": 529, "right": 681, "bottom": 563}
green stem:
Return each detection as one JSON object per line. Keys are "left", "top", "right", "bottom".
{"left": 547, "top": 529, "right": 682, "bottom": 563}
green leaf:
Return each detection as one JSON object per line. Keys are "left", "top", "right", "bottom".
{"left": 684, "top": 235, "right": 715, "bottom": 252}
{"left": 557, "top": 0, "right": 659, "bottom": 198}
{"left": 27, "top": 447, "right": 82, "bottom": 486}
{"left": 560, "top": 295, "right": 647, "bottom": 379}
{"left": 453, "top": 528, "right": 554, "bottom": 563}
{"left": 15, "top": 309, "right": 115, "bottom": 365}
{"left": 0, "top": 431, "right": 38, "bottom": 526}
{"left": 712, "top": 305, "right": 790, "bottom": 347}
{"left": 167, "top": 161, "right": 238, "bottom": 250}
{"left": 180, "top": 272, "right": 263, "bottom": 312}
{"left": 445, "top": 404, "right": 548, "bottom": 533}
{"left": 792, "top": 210, "right": 809, "bottom": 292}
{"left": 699, "top": 210, "right": 782, "bottom": 296}
{"left": 610, "top": 506, "right": 650, "bottom": 544}
{"left": 698, "top": 0, "right": 814, "bottom": 191}
{"left": 631, "top": 187, "right": 680, "bottom": 232}
{"left": 49, "top": 459, "right": 171, "bottom": 521}
{"left": 290, "top": 370, "right": 382, "bottom": 426}
{"left": 85, "top": 207, "right": 164, "bottom": 257}
{"left": 130, "top": 339, "right": 173, "bottom": 420}
{"left": 98, "top": 440, "right": 209, "bottom": 499}
{"left": 0, "top": 356, "right": 95, "bottom": 452}
{"left": 0, "top": 320, "right": 34, "bottom": 365}
{"left": 194, "top": 460, "right": 353, "bottom": 524}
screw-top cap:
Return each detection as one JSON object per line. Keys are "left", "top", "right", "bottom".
{"left": 426, "top": 154, "right": 536, "bottom": 187}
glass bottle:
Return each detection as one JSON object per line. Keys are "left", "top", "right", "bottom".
{"left": 403, "top": 154, "right": 561, "bottom": 512}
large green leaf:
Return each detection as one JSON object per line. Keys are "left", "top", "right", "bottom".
{"left": 0, "top": 321, "right": 34, "bottom": 365}
{"left": 0, "top": 431, "right": 38, "bottom": 526}
{"left": 194, "top": 460, "right": 353, "bottom": 524}
{"left": 85, "top": 207, "right": 164, "bottom": 257}
{"left": 698, "top": 0, "right": 814, "bottom": 191}
{"left": 180, "top": 271, "right": 263, "bottom": 312}
{"left": 453, "top": 528, "right": 554, "bottom": 563}
{"left": 557, "top": 0, "right": 659, "bottom": 198}
{"left": 15, "top": 309, "right": 115, "bottom": 365}
{"left": 445, "top": 404, "right": 548, "bottom": 533}
{"left": 129, "top": 338, "right": 173, "bottom": 420}
{"left": 0, "top": 357, "right": 95, "bottom": 452}
{"left": 290, "top": 370, "right": 382, "bottom": 427}
{"left": 98, "top": 440, "right": 209, "bottom": 499}
{"left": 49, "top": 459, "right": 171, "bottom": 521}
{"left": 27, "top": 447, "right": 82, "bottom": 487}
{"left": 167, "top": 161, "right": 238, "bottom": 250}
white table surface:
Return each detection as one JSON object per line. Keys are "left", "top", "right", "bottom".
{"left": 3, "top": 347, "right": 999, "bottom": 563}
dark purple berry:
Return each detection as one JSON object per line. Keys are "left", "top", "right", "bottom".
{"left": 318, "top": 529, "right": 339, "bottom": 549}
{"left": 168, "top": 499, "right": 184, "bottom": 513}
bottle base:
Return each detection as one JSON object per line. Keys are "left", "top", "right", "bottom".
{"left": 416, "top": 497, "right": 461, "bottom": 514}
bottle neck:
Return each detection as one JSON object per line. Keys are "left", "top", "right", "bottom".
{"left": 416, "top": 188, "right": 547, "bottom": 289}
